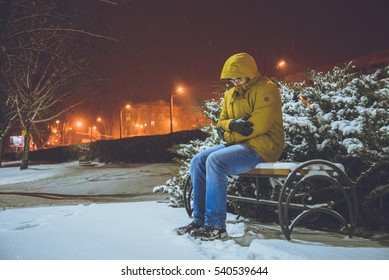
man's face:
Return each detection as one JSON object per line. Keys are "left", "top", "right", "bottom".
{"left": 228, "top": 77, "right": 249, "bottom": 86}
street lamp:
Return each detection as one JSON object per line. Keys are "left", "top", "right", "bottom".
{"left": 170, "top": 86, "right": 184, "bottom": 133}
{"left": 119, "top": 104, "right": 131, "bottom": 139}
{"left": 276, "top": 59, "right": 287, "bottom": 71}
{"left": 96, "top": 117, "right": 106, "bottom": 140}
{"left": 90, "top": 126, "right": 97, "bottom": 142}
{"left": 276, "top": 59, "right": 288, "bottom": 80}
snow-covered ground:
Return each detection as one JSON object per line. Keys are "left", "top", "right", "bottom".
{"left": 1, "top": 161, "right": 388, "bottom": 261}
{"left": 1, "top": 200, "right": 389, "bottom": 260}
{"left": 1, "top": 161, "right": 388, "bottom": 279}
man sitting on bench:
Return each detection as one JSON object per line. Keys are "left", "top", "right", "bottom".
{"left": 176, "top": 52, "right": 285, "bottom": 240}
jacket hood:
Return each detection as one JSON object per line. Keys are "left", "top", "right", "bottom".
{"left": 220, "top": 53, "right": 260, "bottom": 80}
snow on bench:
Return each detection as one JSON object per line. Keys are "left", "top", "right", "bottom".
{"left": 243, "top": 162, "right": 345, "bottom": 177}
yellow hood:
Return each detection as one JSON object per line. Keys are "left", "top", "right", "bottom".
{"left": 220, "top": 53, "right": 261, "bottom": 80}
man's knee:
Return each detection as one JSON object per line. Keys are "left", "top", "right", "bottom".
{"left": 206, "top": 153, "right": 225, "bottom": 170}
{"left": 190, "top": 153, "right": 200, "bottom": 166}
{"left": 190, "top": 153, "right": 204, "bottom": 173}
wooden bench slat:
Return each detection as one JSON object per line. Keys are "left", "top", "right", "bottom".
{"left": 243, "top": 162, "right": 345, "bottom": 177}
{"left": 244, "top": 168, "right": 292, "bottom": 176}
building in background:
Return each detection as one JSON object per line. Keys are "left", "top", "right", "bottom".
{"left": 121, "top": 99, "right": 210, "bottom": 137}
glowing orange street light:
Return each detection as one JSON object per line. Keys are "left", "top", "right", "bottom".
{"left": 119, "top": 104, "right": 131, "bottom": 139}
{"left": 76, "top": 121, "right": 83, "bottom": 128}
{"left": 90, "top": 125, "right": 97, "bottom": 142}
{"left": 170, "top": 86, "right": 185, "bottom": 133}
{"left": 277, "top": 59, "right": 287, "bottom": 70}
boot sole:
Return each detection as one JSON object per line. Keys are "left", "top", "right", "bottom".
{"left": 192, "top": 232, "right": 228, "bottom": 241}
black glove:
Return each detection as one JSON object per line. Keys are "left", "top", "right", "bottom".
{"left": 229, "top": 117, "right": 253, "bottom": 136}
{"left": 216, "top": 127, "right": 225, "bottom": 141}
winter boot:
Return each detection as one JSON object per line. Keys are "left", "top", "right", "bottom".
{"left": 175, "top": 222, "right": 202, "bottom": 235}
{"left": 190, "top": 226, "right": 228, "bottom": 240}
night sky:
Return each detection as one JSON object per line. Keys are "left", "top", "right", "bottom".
{"left": 84, "top": 0, "right": 389, "bottom": 112}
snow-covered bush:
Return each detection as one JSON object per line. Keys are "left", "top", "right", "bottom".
{"left": 280, "top": 63, "right": 389, "bottom": 228}
{"left": 280, "top": 63, "right": 389, "bottom": 178}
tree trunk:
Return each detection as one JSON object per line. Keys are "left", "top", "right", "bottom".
{"left": 0, "top": 137, "right": 3, "bottom": 168}
{"left": 20, "top": 129, "right": 30, "bottom": 170}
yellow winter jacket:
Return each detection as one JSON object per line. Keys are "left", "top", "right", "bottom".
{"left": 217, "top": 53, "right": 285, "bottom": 162}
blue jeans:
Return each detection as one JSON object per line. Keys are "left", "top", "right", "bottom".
{"left": 190, "top": 144, "right": 264, "bottom": 229}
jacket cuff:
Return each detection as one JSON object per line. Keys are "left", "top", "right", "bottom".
{"left": 224, "top": 132, "right": 234, "bottom": 143}
{"left": 225, "top": 119, "right": 233, "bottom": 132}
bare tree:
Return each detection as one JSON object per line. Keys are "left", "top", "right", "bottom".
{"left": 0, "top": 81, "right": 18, "bottom": 167}
{"left": 0, "top": 0, "right": 118, "bottom": 169}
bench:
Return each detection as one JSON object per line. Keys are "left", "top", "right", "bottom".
{"left": 183, "top": 159, "right": 358, "bottom": 240}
